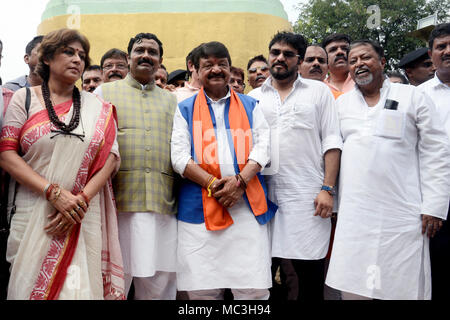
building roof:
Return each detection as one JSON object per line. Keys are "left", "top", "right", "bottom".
{"left": 42, "top": 0, "right": 289, "bottom": 21}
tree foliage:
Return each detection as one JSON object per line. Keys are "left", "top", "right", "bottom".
{"left": 293, "top": 0, "right": 450, "bottom": 69}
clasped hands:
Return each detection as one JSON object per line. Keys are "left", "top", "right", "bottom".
{"left": 44, "top": 187, "right": 88, "bottom": 237}
{"left": 207, "top": 175, "right": 246, "bottom": 208}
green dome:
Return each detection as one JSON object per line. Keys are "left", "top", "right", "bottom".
{"left": 42, "top": 0, "right": 288, "bottom": 20}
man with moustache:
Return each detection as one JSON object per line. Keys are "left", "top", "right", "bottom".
{"left": 326, "top": 39, "right": 450, "bottom": 300}
{"left": 247, "top": 55, "right": 270, "bottom": 89}
{"left": 95, "top": 33, "right": 178, "bottom": 300}
{"left": 300, "top": 45, "right": 328, "bottom": 81}
{"left": 171, "top": 41, "right": 276, "bottom": 300}
{"left": 399, "top": 48, "right": 435, "bottom": 86}
{"left": 100, "top": 48, "right": 128, "bottom": 83}
{"left": 251, "top": 31, "right": 342, "bottom": 301}
{"left": 419, "top": 23, "right": 450, "bottom": 300}
{"left": 322, "top": 33, "right": 355, "bottom": 99}
{"left": 81, "top": 65, "right": 103, "bottom": 92}
{"left": 4, "top": 36, "right": 43, "bottom": 91}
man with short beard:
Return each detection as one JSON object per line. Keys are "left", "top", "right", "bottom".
{"left": 95, "top": 33, "right": 178, "bottom": 300}
{"left": 419, "top": 23, "right": 450, "bottom": 300}
{"left": 300, "top": 45, "right": 328, "bottom": 81}
{"left": 250, "top": 31, "right": 342, "bottom": 301}
{"left": 326, "top": 39, "right": 450, "bottom": 300}
{"left": 100, "top": 48, "right": 128, "bottom": 83}
{"left": 322, "top": 33, "right": 355, "bottom": 98}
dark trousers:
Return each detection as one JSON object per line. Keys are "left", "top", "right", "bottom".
{"left": 291, "top": 258, "right": 325, "bottom": 301}
{"left": 430, "top": 215, "right": 450, "bottom": 300}
{"left": 270, "top": 258, "right": 298, "bottom": 300}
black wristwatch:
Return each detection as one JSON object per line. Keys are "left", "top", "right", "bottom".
{"left": 321, "top": 185, "right": 336, "bottom": 196}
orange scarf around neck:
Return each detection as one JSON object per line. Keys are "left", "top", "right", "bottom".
{"left": 192, "top": 87, "right": 268, "bottom": 231}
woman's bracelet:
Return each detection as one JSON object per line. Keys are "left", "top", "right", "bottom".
{"left": 45, "top": 184, "right": 56, "bottom": 201}
{"left": 79, "top": 190, "right": 90, "bottom": 206}
{"left": 43, "top": 183, "right": 51, "bottom": 198}
{"left": 49, "top": 185, "right": 61, "bottom": 204}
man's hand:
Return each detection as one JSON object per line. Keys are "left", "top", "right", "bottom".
{"left": 421, "top": 214, "right": 443, "bottom": 238}
{"left": 314, "top": 190, "right": 333, "bottom": 218}
{"left": 213, "top": 176, "right": 245, "bottom": 208}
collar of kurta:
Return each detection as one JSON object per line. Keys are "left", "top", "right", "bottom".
{"left": 432, "top": 73, "right": 450, "bottom": 89}
{"left": 125, "top": 73, "right": 156, "bottom": 91}
{"left": 261, "top": 74, "right": 303, "bottom": 93}
{"left": 355, "top": 77, "right": 391, "bottom": 99}
{"left": 203, "top": 87, "right": 231, "bottom": 103}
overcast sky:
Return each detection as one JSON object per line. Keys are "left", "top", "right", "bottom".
{"left": 0, "top": 0, "right": 302, "bottom": 83}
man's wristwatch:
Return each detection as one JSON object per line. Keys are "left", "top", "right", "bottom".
{"left": 321, "top": 185, "right": 336, "bottom": 196}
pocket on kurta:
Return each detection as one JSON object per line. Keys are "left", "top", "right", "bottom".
{"left": 374, "top": 109, "right": 406, "bottom": 140}
{"left": 291, "top": 104, "right": 314, "bottom": 130}
{"left": 160, "top": 172, "right": 176, "bottom": 210}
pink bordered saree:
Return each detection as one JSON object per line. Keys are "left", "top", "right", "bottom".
{"left": 0, "top": 89, "right": 125, "bottom": 300}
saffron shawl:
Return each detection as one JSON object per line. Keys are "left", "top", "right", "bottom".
{"left": 192, "top": 88, "right": 269, "bottom": 230}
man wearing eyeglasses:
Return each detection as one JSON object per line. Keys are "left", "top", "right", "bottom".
{"left": 250, "top": 31, "right": 342, "bottom": 301}
{"left": 247, "top": 55, "right": 270, "bottom": 90}
{"left": 100, "top": 48, "right": 129, "bottom": 83}
{"left": 399, "top": 48, "right": 435, "bottom": 86}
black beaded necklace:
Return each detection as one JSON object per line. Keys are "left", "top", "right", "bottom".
{"left": 41, "top": 80, "right": 81, "bottom": 133}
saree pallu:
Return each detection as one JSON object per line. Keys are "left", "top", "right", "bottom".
{"left": 0, "top": 91, "right": 125, "bottom": 300}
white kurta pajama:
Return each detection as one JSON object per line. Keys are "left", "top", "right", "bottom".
{"left": 249, "top": 76, "right": 343, "bottom": 260}
{"left": 326, "top": 79, "right": 450, "bottom": 300}
{"left": 171, "top": 90, "right": 273, "bottom": 291}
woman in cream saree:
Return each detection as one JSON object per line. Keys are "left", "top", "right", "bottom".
{"left": 0, "top": 29, "right": 124, "bottom": 300}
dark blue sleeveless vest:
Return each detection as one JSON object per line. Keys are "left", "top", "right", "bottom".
{"left": 176, "top": 92, "right": 277, "bottom": 225}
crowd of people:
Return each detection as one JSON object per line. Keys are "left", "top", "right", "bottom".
{"left": 0, "top": 22, "right": 449, "bottom": 301}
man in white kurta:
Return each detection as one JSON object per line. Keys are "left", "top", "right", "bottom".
{"left": 249, "top": 32, "right": 343, "bottom": 300}
{"left": 326, "top": 40, "right": 450, "bottom": 300}
{"left": 418, "top": 23, "right": 450, "bottom": 300}
{"left": 171, "top": 41, "right": 274, "bottom": 300}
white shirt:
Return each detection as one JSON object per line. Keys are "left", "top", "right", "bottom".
{"left": 252, "top": 75, "right": 343, "bottom": 260}
{"left": 171, "top": 90, "right": 272, "bottom": 290}
{"left": 326, "top": 79, "right": 450, "bottom": 299}
{"left": 419, "top": 74, "right": 450, "bottom": 140}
